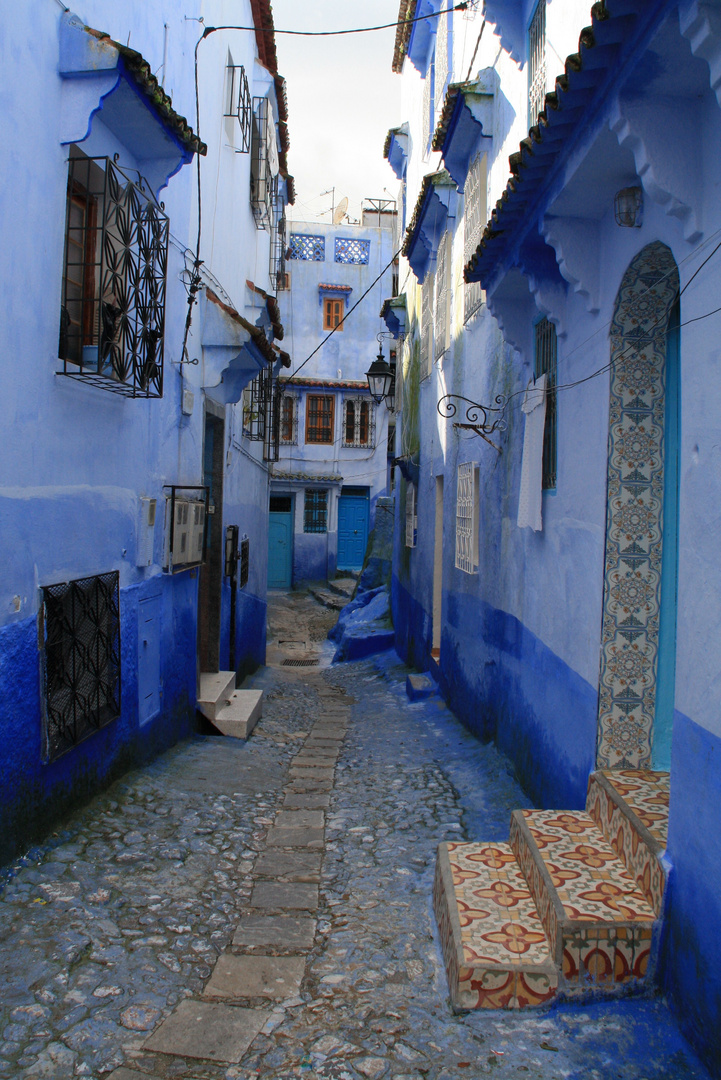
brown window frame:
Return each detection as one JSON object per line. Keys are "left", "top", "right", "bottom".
{"left": 323, "top": 297, "right": 344, "bottom": 330}
{"left": 305, "top": 394, "right": 335, "bottom": 444}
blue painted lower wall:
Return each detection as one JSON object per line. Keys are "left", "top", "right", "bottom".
{"left": 662, "top": 710, "right": 721, "bottom": 1075}
{"left": 294, "top": 532, "right": 333, "bottom": 584}
{"left": 0, "top": 573, "right": 197, "bottom": 869}
{"left": 392, "top": 575, "right": 597, "bottom": 810}
{"left": 218, "top": 582, "right": 267, "bottom": 680}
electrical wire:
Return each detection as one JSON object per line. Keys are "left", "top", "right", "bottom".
{"left": 198, "top": 4, "right": 468, "bottom": 41}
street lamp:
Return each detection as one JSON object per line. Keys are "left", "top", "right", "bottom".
{"left": 365, "top": 346, "right": 394, "bottom": 405}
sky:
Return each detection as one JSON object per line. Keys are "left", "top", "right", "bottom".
{"left": 270, "top": 0, "right": 402, "bottom": 225}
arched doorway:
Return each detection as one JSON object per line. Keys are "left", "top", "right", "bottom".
{"left": 597, "top": 241, "right": 680, "bottom": 770}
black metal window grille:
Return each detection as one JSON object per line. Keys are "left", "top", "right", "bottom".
{"left": 243, "top": 364, "right": 273, "bottom": 441}
{"left": 269, "top": 192, "right": 287, "bottom": 291}
{"left": 59, "top": 152, "right": 168, "bottom": 398}
{"left": 270, "top": 495, "right": 292, "bottom": 512}
{"left": 239, "top": 538, "right": 250, "bottom": 588}
{"left": 304, "top": 489, "right": 328, "bottom": 533}
{"left": 334, "top": 237, "right": 370, "bottom": 264}
{"left": 40, "top": 571, "right": 121, "bottom": 763}
{"left": 263, "top": 381, "right": 282, "bottom": 463}
{"left": 224, "top": 63, "right": 252, "bottom": 152}
{"left": 280, "top": 393, "right": 298, "bottom": 444}
{"left": 463, "top": 0, "right": 480, "bottom": 16}
{"left": 534, "top": 316, "right": 557, "bottom": 490}
{"left": 464, "top": 153, "right": 485, "bottom": 323}
{"left": 251, "top": 96, "right": 274, "bottom": 229}
{"left": 306, "top": 394, "right": 334, "bottom": 444}
{"left": 342, "top": 397, "right": 375, "bottom": 448}
{"left": 289, "top": 234, "right": 325, "bottom": 260}
{"left": 529, "top": 0, "right": 547, "bottom": 124}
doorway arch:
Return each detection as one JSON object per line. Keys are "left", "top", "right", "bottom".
{"left": 597, "top": 241, "right": 679, "bottom": 770}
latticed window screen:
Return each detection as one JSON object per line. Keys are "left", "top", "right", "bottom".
{"left": 455, "top": 463, "right": 479, "bottom": 574}
{"left": 304, "top": 489, "right": 328, "bottom": 533}
{"left": 464, "top": 153, "right": 485, "bottom": 323}
{"left": 224, "top": 63, "right": 251, "bottom": 152}
{"left": 334, "top": 237, "right": 371, "bottom": 264}
{"left": 529, "top": 0, "right": 547, "bottom": 124}
{"left": 41, "top": 571, "right": 121, "bottom": 763}
{"left": 420, "top": 271, "right": 435, "bottom": 381}
{"left": 343, "top": 398, "right": 375, "bottom": 447}
{"left": 305, "top": 395, "right": 334, "bottom": 444}
{"left": 405, "top": 482, "right": 417, "bottom": 548}
{"left": 435, "top": 232, "right": 450, "bottom": 361}
{"left": 289, "top": 234, "right": 325, "bottom": 260}
{"left": 435, "top": 10, "right": 448, "bottom": 108}
{"left": 423, "top": 57, "right": 435, "bottom": 154}
{"left": 59, "top": 151, "right": 168, "bottom": 397}
{"left": 534, "top": 316, "right": 557, "bottom": 489}
{"left": 280, "top": 394, "right": 298, "bottom": 444}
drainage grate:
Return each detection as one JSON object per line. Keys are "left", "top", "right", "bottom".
{"left": 282, "top": 658, "right": 320, "bottom": 667}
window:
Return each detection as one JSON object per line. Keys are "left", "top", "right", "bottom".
{"left": 529, "top": 0, "right": 547, "bottom": 124}
{"left": 250, "top": 95, "right": 276, "bottom": 229}
{"left": 405, "top": 482, "right": 417, "bottom": 548}
{"left": 280, "top": 394, "right": 298, "bottom": 444}
{"left": 534, "top": 317, "right": 557, "bottom": 489}
{"left": 420, "top": 271, "right": 435, "bottom": 381}
{"left": 334, "top": 237, "right": 371, "bottom": 264}
{"left": 243, "top": 366, "right": 273, "bottom": 441}
{"left": 464, "top": 153, "right": 486, "bottom": 323}
{"left": 58, "top": 149, "right": 168, "bottom": 397}
{"left": 289, "top": 234, "right": 325, "bottom": 260}
{"left": 224, "top": 62, "right": 251, "bottom": 152}
{"left": 435, "top": 10, "right": 449, "bottom": 109}
{"left": 305, "top": 395, "right": 334, "bottom": 444}
{"left": 304, "top": 489, "right": 328, "bottom": 533}
{"left": 455, "top": 462, "right": 480, "bottom": 573}
{"left": 40, "top": 571, "right": 121, "bottom": 763}
{"left": 269, "top": 183, "right": 286, "bottom": 290}
{"left": 435, "top": 231, "right": 451, "bottom": 361}
{"left": 324, "top": 298, "right": 344, "bottom": 330}
{"left": 423, "top": 55, "right": 435, "bottom": 156}
{"left": 343, "top": 397, "right": 374, "bottom": 447}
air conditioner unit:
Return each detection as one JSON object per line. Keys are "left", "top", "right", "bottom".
{"left": 163, "top": 496, "right": 206, "bottom": 573}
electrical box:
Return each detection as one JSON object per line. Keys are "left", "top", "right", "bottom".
{"left": 136, "top": 497, "right": 157, "bottom": 567}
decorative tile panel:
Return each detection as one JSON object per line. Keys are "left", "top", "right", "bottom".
{"left": 597, "top": 242, "right": 679, "bottom": 768}
{"left": 289, "top": 234, "right": 325, "bottom": 261}
{"left": 334, "top": 237, "right": 370, "bottom": 265}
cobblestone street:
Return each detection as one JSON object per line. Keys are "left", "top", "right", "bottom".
{"left": 0, "top": 594, "right": 711, "bottom": 1080}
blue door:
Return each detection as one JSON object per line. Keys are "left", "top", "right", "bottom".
{"left": 337, "top": 492, "right": 369, "bottom": 572}
{"left": 268, "top": 496, "right": 293, "bottom": 588}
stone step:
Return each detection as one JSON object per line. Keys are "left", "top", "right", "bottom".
{"left": 198, "top": 671, "right": 236, "bottom": 721}
{"left": 328, "top": 578, "right": 356, "bottom": 599}
{"left": 586, "top": 769, "right": 669, "bottom": 916}
{"left": 433, "top": 841, "right": 558, "bottom": 1011}
{"left": 208, "top": 689, "right": 263, "bottom": 740}
{"left": 309, "top": 588, "right": 346, "bottom": 611}
{"left": 510, "top": 809, "right": 657, "bottom": 994}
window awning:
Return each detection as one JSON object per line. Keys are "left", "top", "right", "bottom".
{"left": 432, "top": 73, "right": 495, "bottom": 190}
{"left": 383, "top": 124, "right": 410, "bottom": 180}
{"left": 318, "top": 283, "right": 353, "bottom": 309}
{"left": 402, "top": 170, "right": 457, "bottom": 283}
{"left": 193, "top": 288, "right": 283, "bottom": 405}
{"left": 380, "top": 296, "right": 407, "bottom": 338}
{"left": 405, "top": 0, "right": 441, "bottom": 75}
{"left": 59, "top": 12, "right": 205, "bottom": 195}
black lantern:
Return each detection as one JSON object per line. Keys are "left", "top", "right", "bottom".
{"left": 386, "top": 377, "right": 396, "bottom": 414}
{"left": 366, "top": 347, "right": 394, "bottom": 405}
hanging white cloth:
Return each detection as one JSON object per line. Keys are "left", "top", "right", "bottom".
{"left": 517, "top": 372, "right": 547, "bottom": 532}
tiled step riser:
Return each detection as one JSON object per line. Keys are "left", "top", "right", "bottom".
{"left": 509, "top": 814, "right": 561, "bottom": 965}
{"left": 586, "top": 772, "right": 666, "bottom": 916}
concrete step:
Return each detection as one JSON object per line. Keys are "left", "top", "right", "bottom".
{"left": 434, "top": 841, "right": 558, "bottom": 1010}
{"left": 586, "top": 769, "right": 669, "bottom": 916}
{"left": 208, "top": 689, "right": 263, "bottom": 740}
{"left": 510, "top": 809, "right": 657, "bottom": 994}
{"left": 328, "top": 578, "right": 356, "bottom": 599}
{"left": 406, "top": 672, "right": 437, "bottom": 701}
{"left": 309, "top": 588, "right": 346, "bottom": 611}
{"left": 198, "top": 670, "right": 236, "bottom": 721}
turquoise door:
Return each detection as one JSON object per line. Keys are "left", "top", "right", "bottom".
{"left": 268, "top": 496, "right": 293, "bottom": 588}
{"left": 337, "top": 492, "right": 369, "bottom": 572}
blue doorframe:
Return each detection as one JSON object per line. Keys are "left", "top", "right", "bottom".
{"left": 337, "top": 488, "right": 369, "bottom": 572}
{"left": 268, "top": 495, "right": 293, "bottom": 589}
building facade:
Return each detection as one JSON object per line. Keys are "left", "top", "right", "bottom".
{"left": 268, "top": 217, "right": 396, "bottom": 586}
{"left": 385, "top": 0, "right": 721, "bottom": 1067}
{"left": 0, "top": 1, "right": 293, "bottom": 865}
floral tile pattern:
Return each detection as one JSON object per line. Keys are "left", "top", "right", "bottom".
{"left": 510, "top": 810, "right": 657, "bottom": 991}
{"left": 597, "top": 242, "right": 680, "bottom": 769}
{"left": 586, "top": 769, "right": 668, "bottom": 915}
{"left": 433, "top": 842, "right": 557, "bottom": 1009}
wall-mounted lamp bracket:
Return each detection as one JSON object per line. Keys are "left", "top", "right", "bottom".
{"left": 437, "top": 394, "right": 507, "bottom": 454}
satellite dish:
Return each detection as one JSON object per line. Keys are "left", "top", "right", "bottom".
{"left": 332, "top": 196, "right": 349, "bottom": 225}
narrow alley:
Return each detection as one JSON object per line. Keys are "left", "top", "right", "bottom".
{"left": 0, "top": 594, "right": 709, "bottom": 1080}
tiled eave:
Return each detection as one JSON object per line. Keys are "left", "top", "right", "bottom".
{"left": 206, "top": 288, "right": 277, "bottom": 366}
{"left": 384, "top": 123, "right": 410, "bottom": 180}
{"left": 246, "top": 279, "right": 285, "bottom": 341}
{"left": 279, "top": 378, "right": 369, "bottom": 391}
{"left": 271, "top": 471, "right": 344, "bottom": 484}
{"left": 402, "top": 170, "right": 457, "bottom": 282}
{"left": 380, "top": 295, "right": 407, "bottom": 337}
{"left": 432, "top": 74, "right": 495, "bottom": 188}
{"left": 465, "top": 0, "right": 671, "bottom": 289}
{"left": 392, "top": 0, "right": 417, "bottom": 73}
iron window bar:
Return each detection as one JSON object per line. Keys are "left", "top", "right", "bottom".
{"left": 529, "top": 0, "right": 547, "bottom": 125}
{"left": 304, "top": 488, "right": 328, "bottom": 533}
{"left": 250, "top": 96, "right": 273, "bottom": 230}
{"left": 243, "top": 364, "right": 274, "bottom": 441}
{"left": 58, "top": 152, "right": 168, "bottom": 398}
{"left": 306, "top": 394, "right": 334, "bottom": 444}
{"left": 164, "top": 485, "right": 210, "bottom": 573}
{"left": 279, "top": 392, "right": 299, "bottom": 445}
{"left": 40, "top": 571, "right": 121, "bottom": 763}
{"left": 464, "top": 153, "right": 485, "bottom": 324}
{"left": 269, "top": 189, "right": 287, "bottom": 291}
{"left": 534, "top": 316, "right": 557, "bottom": 488}
{"left": 225, "top": 64, "right": 252, "bottom": 153}
{"left": 342, "top": 397, "right": 376, "bottom": 448}
{"left": 264, "top": 380, "right": 282, "bottom": 463}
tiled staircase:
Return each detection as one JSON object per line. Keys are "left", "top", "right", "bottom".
{"left": 197, "top": 671, "right": 263, "bottom": 739}
{"left": 434, "top": 769, "right": 670, "bottom": 1010}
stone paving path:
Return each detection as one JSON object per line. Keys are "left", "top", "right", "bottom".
{"left": 0, "top": 593, "right": 713, "bottom": 1080}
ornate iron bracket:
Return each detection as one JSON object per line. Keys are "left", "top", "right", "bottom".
{"left": 437, "top": 394, "right": 507, "bottom": 454}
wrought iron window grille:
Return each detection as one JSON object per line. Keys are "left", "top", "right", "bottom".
{"left": 405, "top": 481, "right": 417, "bottom": 548}
{"left": 464, "top": 153, "right": 485, "bottom": 324}
{"left": 263, "top": 381, "right": 282, "bottom": 463}
{"left": 342, "top": 397, "right": 375, "bottom": 448}
{"left": 304, "top": 488, "right": 329, "bottom": 533}
{"left": 269, "top": 191, "right": 287, "bottom": 291}
{"left": 529, "top": 0, "right": 547, "bottom": 125}
{"left": 455, "top": 462, "right": 480, "bottom": 574}
{"left": 163, "top": 485, "right": 210, "bottom": 573}
{"left": 435, "top": 11, "right": 449, "bottom": 110}
{"left": 58, "top": 152, "right": 168, "bottom": 397}
{"left": 420, "top": 270, "right": 435, "bottom": 381}
{"left": 288, "top": 234, "right": 325, "bottom": 261}
{"left": 334, "top": 237, "right": 371, "bottom": 265}
{"left": 435, "top": 232, "right": 450, "bottom": 361}
{"left": 305, "top": 394, "right": 334, "bottom": 444}
{"left": 40, "top": 571, "right": 121, "bottom": 763}
{"left": 250, "top": 96, "right": 273, "bottom": 230}
{"left": 279, "top": 393, "right": 299, "bottom": 445}
{"left": 423, "top": 56, "right": 435, "bottom": 158}
{"left": 224, "top": 64, "right": 252, "bottom": 153}
{"left": 534, "top": 316, "right": 557, "bottom": 489}
{"left": 243, "top": 364, "right": 274, "bottom": 442}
